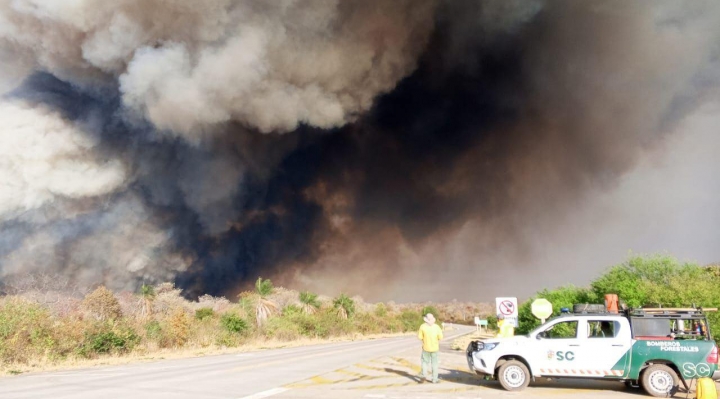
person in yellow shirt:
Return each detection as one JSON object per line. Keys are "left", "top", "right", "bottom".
{"left": 496, "top": 314, "right": 515, "bottom": 338}
{"left": 417, "top": 313, "right": 443, "bottom": 383}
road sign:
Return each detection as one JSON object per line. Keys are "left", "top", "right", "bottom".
{"left": 495, "top": 297, "right": 518, "bottom": 327}
{"left": 531, "top": 298, "right": 553, "bottom": 323}
{"left": 474, "top": 317, "right": 488, "bottom": 326}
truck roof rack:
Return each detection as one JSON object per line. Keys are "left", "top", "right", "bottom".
{"left": 626, "top": 307, "right": 716, "bottom": 318}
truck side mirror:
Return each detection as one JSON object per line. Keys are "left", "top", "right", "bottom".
{"left": 536, "top": 331, "right": 547, "bottom": 340}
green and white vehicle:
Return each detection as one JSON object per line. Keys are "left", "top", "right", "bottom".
{"left": 467, "top": 307, "right": 719, "bottom": 397}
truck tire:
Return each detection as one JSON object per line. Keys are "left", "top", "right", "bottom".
{"left": 641, "top": 364, "right": 679, "bottom": 397}
{"left": 573, "top": 304, "right": 606, "bottom": 313}
{"left": 497, "top": 360, "right": 531, "bottom": 391}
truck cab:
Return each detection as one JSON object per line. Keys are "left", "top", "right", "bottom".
{"left": 467, "top": 307, "right": 719, "bottom": 397}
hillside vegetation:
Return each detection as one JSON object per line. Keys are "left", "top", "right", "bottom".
{"left": 0, "top": 276, "right": 490, "bottom": 374}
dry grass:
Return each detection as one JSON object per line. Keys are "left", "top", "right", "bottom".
{"left": 0, "top": 331, "right": 412, "bottom": 376}
{"left": 0, "top": 279, "right": 491, "bottom": 376}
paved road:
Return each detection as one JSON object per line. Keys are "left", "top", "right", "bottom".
{"left": 1, "top": 325, "right": 716, "bottom": 399}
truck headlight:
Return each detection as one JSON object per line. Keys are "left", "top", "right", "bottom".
{"left": 482, "top": 342, "right": 499, "bottom": 351}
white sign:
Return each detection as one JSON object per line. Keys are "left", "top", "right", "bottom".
{"left": 474, "top": 316, "right": 481, "bottom": 325}
{"left": 496, "top": 297, "right": 519, "bottom": 327}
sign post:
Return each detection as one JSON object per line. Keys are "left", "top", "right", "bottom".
{"left": 474, "top": 317, "right": 488, "bottom": 332}
{"left": 531, "top": 298, "right": 553, "bottom": 324}
{"left": 495, "top": 297, "right": 519, "bottom": 327}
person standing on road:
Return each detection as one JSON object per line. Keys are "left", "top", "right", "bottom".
{"left": 418, "top": 313, "right": 443, "bottom": 383}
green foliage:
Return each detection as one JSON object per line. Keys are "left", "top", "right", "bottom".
{"left": 486, "top": 315, "right": 498, "bottom": 330}
{"left": 255, "top": 277, "right": 274, "bottom": 297}
{"left": 299, "top": 291, "right": 321, "bottom": 310}
{"left": 0, "top": 298, "right": 55, "bottom": 364}
{"left": 399, "top": 310, "right": 423, "bottom": 332}
{"left": 220, "top": 313, "right": 249, "bottom": 334}
{"left": 140, "top": 284, "right": 156, "bottom": 298}
{"left": 264, "top": 317, "right": 302, "bottom": 341}
{"left": 282, "top": 304, "right": 302, "bottom": 316}
{"left": 333, "top": 294, "right": 355, "bottom": 319}
{"left": 77, "top": 324, "right": 139, "bottom": 358}
{"left": 421, "top": 306, "right": 441, "bottom": 321}
{"left": 195, "top": 307, "right": 215, "bottom": 320}
{"left": 374, "top": 303, "right": 388, "bottom": 317}
{"left": 145, "top": 320, "right": 162, "bottom": 340}
{"left": 517, "top": 255, "right": 720, "bottom": 345}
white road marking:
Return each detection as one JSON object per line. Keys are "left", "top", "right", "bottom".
{"left": 237, "top": 387, "right": 289, "bottom": 399}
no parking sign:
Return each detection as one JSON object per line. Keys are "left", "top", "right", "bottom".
{"left": 495, "top": 297, "right": 518, "bottom": 327}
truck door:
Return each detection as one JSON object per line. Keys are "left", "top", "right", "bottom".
{"left": 533, "top": 319, "right": 583, "bottom": 377}
{"left": 583, "top": 319, "right": 631, "bottom": 378}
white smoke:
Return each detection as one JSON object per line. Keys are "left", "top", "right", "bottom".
{"left": 1, "top": 195, "right": 192, "bottom": 291}
{"left": 0, "top": 101, "right": 126, "bottom": 218}
{"left": 0, "top": 0, "right": 437, "bottom": 139}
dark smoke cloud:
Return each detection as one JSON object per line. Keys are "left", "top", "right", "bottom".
{"left": 1, "top": 1, "right": 719, "bottom": 300}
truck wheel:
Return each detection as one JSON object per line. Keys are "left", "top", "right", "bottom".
{"left": 497, "top": 360, "right": 530, "bottom": 391}
{"left": 641, "top": 364, "right": 679, "bottom": 397}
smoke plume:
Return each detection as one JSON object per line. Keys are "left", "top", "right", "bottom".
{"left": 1, "top": 0, "right": 719, "bottom": 300}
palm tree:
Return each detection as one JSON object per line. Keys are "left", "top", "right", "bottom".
{"left": 299, "top": 291, "right": 321, "bottom": 314}
{"left": 139, "top": 284, "right": 156, "bottom": 319}
{"left": 254, "top": 277, "right": 277, "bottom": 326}
{"left": 333, "top": 293, "right": 355, "bottom": 319}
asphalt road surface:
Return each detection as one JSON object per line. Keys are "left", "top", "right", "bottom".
{"left": 1, "top": 324, "right": 717, "bottom": 399}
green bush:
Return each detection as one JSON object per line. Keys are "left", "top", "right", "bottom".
{"left": 398, "top": 310, "right": 423, "bottom": 332}
{"left": 77, "top": 324, "right": 139, "bottom": 358}
{"left": 145, "top": 320, "right": 162, "bottom": 340}
{"left": 195, "top": 308, "right": 215, "bottom": 320}
{"left": 421, "top": 306, "right": 441, "bottom": 321}
{"left": 515, "top": 255, "right": 720, "bottom": 344}
{"left": 0, "top": 298, "right": 55, "bottom": 364}
{"left": 374, "top": 303, "right": 388, "bottom": 317}
{"left": 265, "top": 317, "right": 302, "bottom": 341}
{"left": 282, "top": 304, "right": 302, "bottom": 316}
{"left": 220, "top": 313, "right": 249, "bottom": 334}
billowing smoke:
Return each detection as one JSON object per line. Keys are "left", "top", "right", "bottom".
{"left": 1, "top": 0, "right": 719, "bottom": 300}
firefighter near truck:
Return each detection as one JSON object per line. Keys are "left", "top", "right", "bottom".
{"left": 466, "top": 299, "right": 719, "bottom": 397}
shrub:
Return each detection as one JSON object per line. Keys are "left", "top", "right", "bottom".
{"left": 374, "top": 303, "right": 388, "bottom": 317}
{"left": 265, "top": 317, "right": 302, "bottom": 341}
{"left": 0, "top": 297, "right": 55, "bottom": 364}
{"left": 162, "top": 308, "right": 191, "bottom": 347}
{"left": 421, "top": 306, "right": 440, "bottom": 321}
{"left": 145, "top": 320, "right": 162, "bottom": 341}
{"left": 282, "top": 304, "right": 302, "bottom": 316}
{"left": 195, "top": 307, "right": 215, "bottom": 320}
{"left": 77, "top": 324, "right": 139, "bottom": 358}
{"left": 221, "top": 313, "right": 249, "bottom": 334}
{"left": 82, "top": 286, "right": 123, "bottom": 321}
{"left": 399, "top": 310, "right": 423, "bottom": 332}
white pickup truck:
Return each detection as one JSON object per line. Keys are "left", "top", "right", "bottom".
{"left": 466, "top": 308, "right": 719, "bottom": 397}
